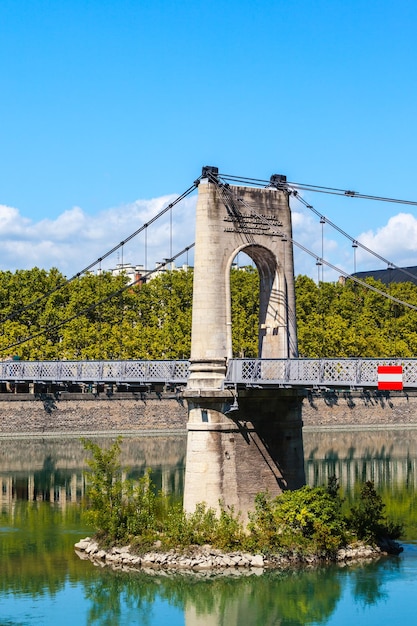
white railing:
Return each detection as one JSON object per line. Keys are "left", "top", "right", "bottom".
{"left": 225, "top": 358, "right": 417, "bottom": 388}
{"left": 0, "top": 360, "right": 190, "bottom": 384}
{"left": 1, "top": 358, "right": 417, "bottom": 388}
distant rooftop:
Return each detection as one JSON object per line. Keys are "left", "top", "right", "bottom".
{"left": 352, "top": 266, "right": 417, "bottom": 286}
{"left": 110, "top": 262, "right": 191, "bottom": 285}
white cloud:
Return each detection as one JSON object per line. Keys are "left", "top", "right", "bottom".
{"left": 355, "top": 213, "right": 417, "bottom": 269}
{"left": 0, "top": 204, "right": 31, "bottom": 237}
{"left": 0, "top": 194, "right": 414, "bottom": 284}
{"left": 0, "top": 194, "right": 197, "bottom": 276}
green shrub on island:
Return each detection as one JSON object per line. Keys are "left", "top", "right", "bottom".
{"left": 246, "top": 487, "right": 348, "bottom": 556}
{"left": 82, "top": 438, "right": 402, "bottom": 557}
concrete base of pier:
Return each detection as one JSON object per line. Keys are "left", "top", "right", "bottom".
{"left": 183, "top": 389, "right": 305, "bottom": 520}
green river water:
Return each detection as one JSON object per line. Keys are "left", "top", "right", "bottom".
{"left": 1, "top": 428, "right": 417, "bottom": 625}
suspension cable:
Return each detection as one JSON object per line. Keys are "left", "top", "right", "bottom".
{"left": 4, "top": 170, "right": 417, "bottom": 350}
{"left": 286, "top": 181, "right": 417, "bottom": 206}
{"left": 291, "top": 239, "right": 417, "bottom": 311}
{"left": 288, "top": 189, "right": 417, "bottom": 283}
{"left": 210, "top": 175, "right": 417, "bottom": 313}
{"left": 216, "top": 174, "right": 417, "bottom": 282}
{"left": 217, "top": 172, "right": 417, "bottom": 207}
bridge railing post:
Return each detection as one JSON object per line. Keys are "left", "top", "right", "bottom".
{"left": 285, "top": 359, "right": 291, "bottom": 383}
{"left": 356, "top": 359, "right": 362, "bottom": 386}
{"left": 319, "top": 360, "right": 325, "bottom": 385}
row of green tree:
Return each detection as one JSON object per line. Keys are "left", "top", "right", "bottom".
{"left": 1, "top": 266, "right": 417, "bottom": 360}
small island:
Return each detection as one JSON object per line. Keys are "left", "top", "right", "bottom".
{"left": 74, "top": 438, "right": 403, "bottom": 574}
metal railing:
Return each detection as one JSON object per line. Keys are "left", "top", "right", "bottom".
{"left": 225, "top": 358, "right": 417, "bottom": 389}
{"left": 1, "top": 358, "right": 417, "bottom": 389}
{"left": 0, "top": 360, "right": 189, "bottom": 385}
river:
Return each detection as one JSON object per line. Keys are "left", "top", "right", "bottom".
{"left": 1, "top": 428, "right": 417, "bottom": 625}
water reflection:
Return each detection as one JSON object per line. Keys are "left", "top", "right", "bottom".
{"left": 0, "top": 435, "right": 186, "bottom": 510}
{"left": 303, "top": 428, "right": 417, "bottom": 491}
{"left": 0, "top": 498, "right": 408, "bottom": 626}
{"left": 0, "top": 500, "right": 89, "bottom": 597}
{"left": 76, "top": 558, "right": 403, "bottom": 626}
{"left": 1, "top": 430, "right": 417, "bottom": 625}
{"left": 302, "top": 428, "right": 417, "bottom": 539}
{"left": 2, "top": 429, "right": 417, "bottom": 536}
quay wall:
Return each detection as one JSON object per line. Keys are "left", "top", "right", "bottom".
{"left": 0, "top": 392, "right": 187, "bottom": 436}
{"left": 302, "top": 389, "right": 417, "bottom": 428}
{"left": 1, "top": 389, "right": 417, "bottom": 435}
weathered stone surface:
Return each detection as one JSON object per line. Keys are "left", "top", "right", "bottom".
{"left": 302, "top": 390, "right": 417, "bottom": 427}
{"left": 183, "top": 180, "right": 304, "bottom": 522}
{"left": 0, "top": 395, "right": 187, "bottom": 435}
{"left": 250, "top": 554, "right": 264, "bottom": 567}
{"left": 1, "top": 388, "right": 417, "bottom": 436}
{"left": 336, "top": 544, "right": 381, "bottom": 562}
{"left": 85, "top": 542, "right": 99, "bottom": 554}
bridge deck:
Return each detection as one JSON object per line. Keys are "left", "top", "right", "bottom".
{"left": 0, "top": 358, "right": 416, "bottom": 389}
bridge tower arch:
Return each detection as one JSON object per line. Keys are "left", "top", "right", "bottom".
{"left": 225, "top": 241, "right": 297, "bottom": 362}
{"left": 184, "top": 168, "right": 305, "bottom": 519}
{"left": 187, "top": 169, "right": 298, "bottom": 390}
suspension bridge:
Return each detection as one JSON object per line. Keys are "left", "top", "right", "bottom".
{"left": 2, "top": 165, "right": 417, "bottom": 517}
{"left": 1, "top": 165, "right": 417, "bottom": 392}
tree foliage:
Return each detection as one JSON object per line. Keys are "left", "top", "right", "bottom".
{"left": 296, "top": 275, "right": 417, "bottom": 357}
{"left": 347, "top": 481, "right": 402, "bottom": 543}
{"left": 1, "top": 264, "right": 417, "bottom": 359}
{"left": 247, "top": 485, "right": 347, "bottom": 555}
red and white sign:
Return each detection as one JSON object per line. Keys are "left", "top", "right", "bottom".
{"left": 377, "top": 365, "right": 403, "bottom": 390}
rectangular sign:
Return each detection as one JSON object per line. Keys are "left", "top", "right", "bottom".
{"left": 377, "top": 365, "right": 403, "bottom": 390}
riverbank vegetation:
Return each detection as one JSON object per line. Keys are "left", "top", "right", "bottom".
{"left": 82, "top": 438, "right": 402, "bottom": 559}
{"left": 2, "top": 266, "right": 417, "bottom": 359}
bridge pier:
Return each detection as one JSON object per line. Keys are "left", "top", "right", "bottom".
{"left": 183, "top": 388, "right": 305, "bottom": 520}
{"left": 183, "top": 170, "right": 305, "bottom": 519}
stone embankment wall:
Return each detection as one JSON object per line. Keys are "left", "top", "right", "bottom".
{"left": 0, "top": 389, "right": 417, "bottom": 435}
{"left": 0, "top": 392, "right": 187, "bottom": 435}
{"left": 302, "top": 389, "right": 417, "bottom": 428}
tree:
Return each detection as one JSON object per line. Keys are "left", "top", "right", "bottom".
{"left": 230, "top": 266, "right": 259, "bottom": 357}
{"left": 1, "top": 265, "right": 417, "bottom": 360}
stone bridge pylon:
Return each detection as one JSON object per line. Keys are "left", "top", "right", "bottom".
{"left": 183, "top": 167, "right": 306, "bottom": 519}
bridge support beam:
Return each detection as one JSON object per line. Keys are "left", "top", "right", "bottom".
{"left": 183, "top": 389, "right": 305, "bottom": 521}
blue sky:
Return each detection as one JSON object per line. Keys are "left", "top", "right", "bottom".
{"left": 1, "top": 0, "right": 417, "bottom": 278}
